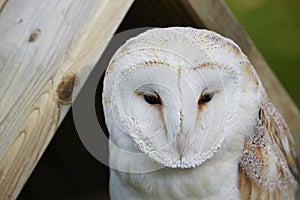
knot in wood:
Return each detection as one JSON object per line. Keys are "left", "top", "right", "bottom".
{"left": 56, "top": 73, "right": 76, "bottom": 104}
{"left": 28, "top": 28, "right": 41, "bottom": 43}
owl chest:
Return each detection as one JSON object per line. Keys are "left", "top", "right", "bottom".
{"left": 110, "top": 159, "right": 241, "bottom": 200}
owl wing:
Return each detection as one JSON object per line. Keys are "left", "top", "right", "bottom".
{"left": 238, "top": 100, "right": 299, "bottom": 200}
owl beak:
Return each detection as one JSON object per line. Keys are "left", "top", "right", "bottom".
{"left": 176, "top": 133, "right": 185, "bottom": 161}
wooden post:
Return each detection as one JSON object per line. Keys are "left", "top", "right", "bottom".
{"left": 0, "top": 0, "right": 134, "bottom": 199}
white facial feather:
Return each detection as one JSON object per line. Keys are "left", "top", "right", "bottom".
{"left": 103, "top": 27, "right": 261, "bottom": 168}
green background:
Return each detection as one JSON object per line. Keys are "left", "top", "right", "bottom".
{"left": 226, "top": 0, "right": 300, "bottom": 108}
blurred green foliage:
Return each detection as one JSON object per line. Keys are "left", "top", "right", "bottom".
{"left": 226, "top": 0, "right": 300, "bottom": 108}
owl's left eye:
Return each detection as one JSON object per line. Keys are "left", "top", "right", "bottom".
{"left": 199, "top": 91, "right": 214, "bottom": 104}
{"left": 143, "top": 94, "right": 161, "bottom": 105}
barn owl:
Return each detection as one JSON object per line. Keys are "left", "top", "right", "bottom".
{"left": 102, "top": 27, "right": 299, "bottom": 199}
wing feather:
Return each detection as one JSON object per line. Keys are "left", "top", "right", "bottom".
{"left": 238, "top": 100, "right": 299, "bottom": 200}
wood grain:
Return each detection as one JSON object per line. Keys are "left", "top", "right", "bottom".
{"left": 0, "top": 0, "right": 134, "bottom": 199}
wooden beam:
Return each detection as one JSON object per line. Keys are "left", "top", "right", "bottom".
{"left": 0, "top": 0, "right": 7, "bottom": 12}
{"left": 182, "top": 0, "right": 300, "bottom": 148}
{"left": 0, "top": 0, "right": 134, "bottom": 199}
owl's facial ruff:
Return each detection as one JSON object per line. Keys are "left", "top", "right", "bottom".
{"left": 103, "top": 27, "right": 261, "bottom": 169}
{"left": 110, "top": 62, "right": 240, "bottom": 168}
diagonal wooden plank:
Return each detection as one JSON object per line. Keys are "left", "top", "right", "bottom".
{"left": 0, "top": 0, "right": 134, "bottom": 199}
{"left": 0, "top": 0, "right": 8, "bottom": 12}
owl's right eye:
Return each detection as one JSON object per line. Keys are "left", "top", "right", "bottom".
{"left": 143, "top": 94, "right": 161, "bottom": 105}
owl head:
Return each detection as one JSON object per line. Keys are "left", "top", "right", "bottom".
{"left": 102, "top": 27, "right": 262, "bottom": 169}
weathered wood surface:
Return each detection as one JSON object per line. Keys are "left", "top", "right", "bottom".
{"left": 182, "top": 0, "right": 300, "bottom": 150}
{"left": 0, "top": 0, "right": 134, "bottom": 199}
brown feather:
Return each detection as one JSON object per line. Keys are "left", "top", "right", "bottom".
{"left": 238, "top": 100, "right": 299, "bottom": 199}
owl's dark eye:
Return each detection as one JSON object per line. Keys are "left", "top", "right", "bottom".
{"left": 199, "top": 91, "right": 214, "bottom": 104}
{"left": 143, "top": 94, "right": 161, "bottom": 105}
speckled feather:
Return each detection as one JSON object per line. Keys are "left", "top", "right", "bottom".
{"left": 238, "top": 99, "right": 299, "bottom": 199}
